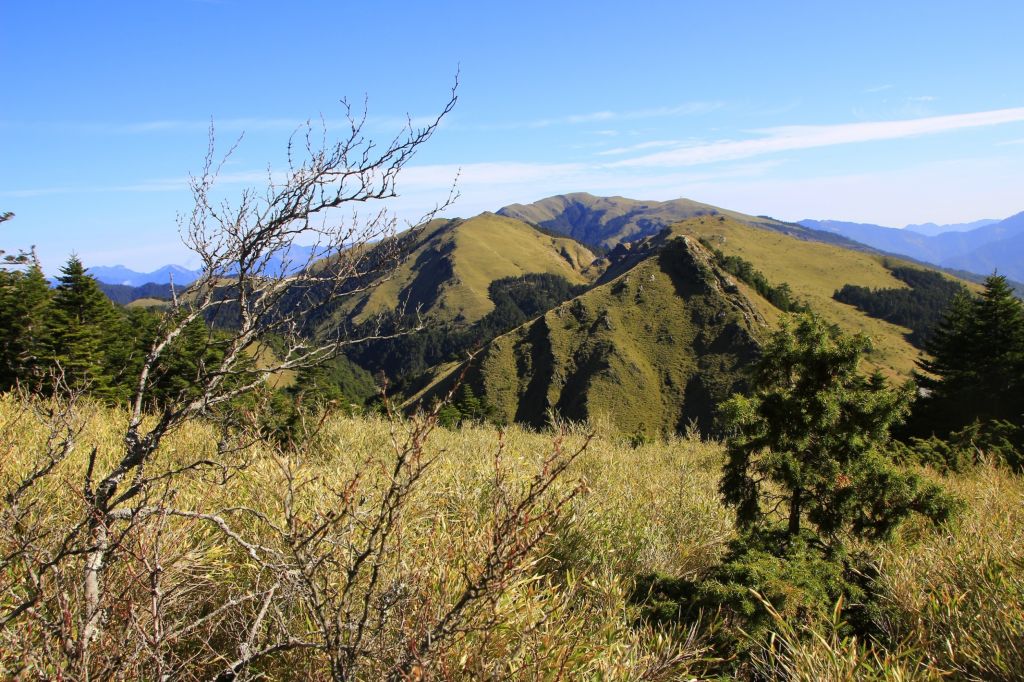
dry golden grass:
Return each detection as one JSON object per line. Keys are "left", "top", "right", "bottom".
{"left": 0, "top": 395, "right": 725, "bottom": 679}
{"left": 872, "top": 465, "right": 1024, "bottom": 680}
{"left": 1, "top": 394, "right": 1021, "bottom": 680}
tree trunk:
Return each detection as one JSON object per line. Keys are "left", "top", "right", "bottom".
{"left": 80, "top": 521, "right": 108, "bottom": 678}
{"left": 787, "top": 488, "right": 801, "bottom": 536}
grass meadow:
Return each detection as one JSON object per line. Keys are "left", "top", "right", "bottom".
{"left": 2, "top": 393, "right": 1021, "bottom": 680}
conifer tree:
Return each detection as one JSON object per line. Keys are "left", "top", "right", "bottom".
{"left": 0, "top": 262, "right": 52, "bottom": 389}
{"left": 720, "top": 313, "right": 951, "bottom": 542}
{"left": 47, "top": 255, "right": 125, "bottom": 396}
{"left": 456, "top": 383, "right": 488, "bottom": 423}
{"left": 915, "top": 274, "right": 1024, "bottom": 435}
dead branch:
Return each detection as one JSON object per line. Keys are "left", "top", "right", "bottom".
{"left": 2, "top": 77, "right": 459, "bottom": 679}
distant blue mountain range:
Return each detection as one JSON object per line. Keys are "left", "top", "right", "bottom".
{"left": 82, "top": 245, "right": 322, "bottom": 287}
{"left": 86, "top": 264, "right": 202, "bottom": 287}
{"left": 74, "top": 245, "right": 324, "bottom": 305}
{"left": 902, "top": 218, "right": 1000, "bottom": 237}
{"left": 798, "top": 212, "right": 1024, "bottom": 282}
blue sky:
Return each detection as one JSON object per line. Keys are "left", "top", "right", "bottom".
{"left": 3, "top": 1, "right": 1024, "bottom": 270}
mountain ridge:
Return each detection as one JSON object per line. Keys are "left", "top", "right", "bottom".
{"left": 59, "top": 192, "right": 991, "bottom": 436}
{"left": 403, "top": 201, "right": 986, "bottom": 435}
{"left": 76, "top": 244, "right": 325, "bottom": 288}
{"left": 409, "top": 233, "right": 767, "bottom": 436}
{"left": 904, "top": 218, "right": 1000, "bottom": 236}
{"left": 498, "top": 192, "right": 887, "bottom": 254}
{"left": 330, "top": 212, "right": 598, "bottom": 330}
{"left": 82, "top": 263, "right": 201, "bottom": 287}
{"left": 346, "top": 195, "right": 980, "bottom": 394}
{"left": 78, "top": 197, "right": 1019, "bottom": 290}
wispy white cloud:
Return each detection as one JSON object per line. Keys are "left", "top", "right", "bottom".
{"left": 678, "top": 156, "right": 1024, "bottom": 227}
{"left": 609, "top": 107, "right": 1024, "bottom": 168}
{"left": 476, "top": 101, "right": 724, "bottom": 131}
{"left": 2, "top": 113, "right": 442, "bottom": 136}
{"left": 746, "top": 100, "right": 803, "bottom": 118}
{"left": 0, "top": 170, "right": 276, "bottom": 198}
{"left": 0, "top": 118, "right": 298, "bottom": 135}
{"left": 385, "top": 159, "right": 785, "bottom": 220}
{"left": 398, "top": 162, "right": 587, "bottom": 188}
{"left": 997, "top": 138, "right": 1024, "bottom": 146}
{"left": 0, "top": 182, "right": 182, "bottom": 198}
{"left": 612, "top": 103, "right": 725, "bottom": 120}
{"left": 119, "top": 118, "right": 298, "bottom": 133}
{"left": 564, "top": 111, "right": 616, "bottom": 124}
{"left": 596, "top": 139, "right": 685, "bottom": 156}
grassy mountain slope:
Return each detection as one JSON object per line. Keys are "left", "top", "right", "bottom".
{"left": 670, "top": 215, "right": 953, "bottom": 376}
{"left": 411, "top": 235, "right": 766, "bottom": 437}
{"left": 498, "top": 192, "right": 875, "bottom": 253}
{"left": 345, "top": 213, "right": 596, "bottom": 326}
{"left": 124, "top": 297, "right": 172, "bottom": 311}
{"left": 324, "top": 194, "right": 983, "bottom": 438}
{"left": 405, "top": 205, "right": 978, "bottom": 436}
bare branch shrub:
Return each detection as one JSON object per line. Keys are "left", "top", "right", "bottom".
{"left": 123, "top": 385, "right": 593, "bottom": 680}
{"left": 1, "top": 79, "right": 461, "bottom": 678}
{"left": 3, "top": 382, "right": 729, "bottom": 680}
{"left": 1, "top": 75, "right": 702, "bottom": 682}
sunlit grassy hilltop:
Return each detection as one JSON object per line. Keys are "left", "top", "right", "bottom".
{"left": 403, "top": 199, "right": 979, "bottom": 436}
{"left": 340, "top": 213, "right": 597, "bottom": 326}
{"left": 671, "top": 214, "right": 948, "bottom": 378}
{"left": 499, "top": 194, "right": 978, "bottom": 378}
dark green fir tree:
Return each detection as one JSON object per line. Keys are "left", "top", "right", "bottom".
{"left": 915, "top": 274, "right": 1024, "bottom": 436}
{"left": 0, "top": 262, "right": 53, "bottom": 390}
{"left": 720, "top": 312, "right": 952, "bottom": 542}
{"left": 47, "top": 255, "right": 126, "bottom": 397}
{"left": 635, "top": 314, "right": 958, "bottom": 654}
